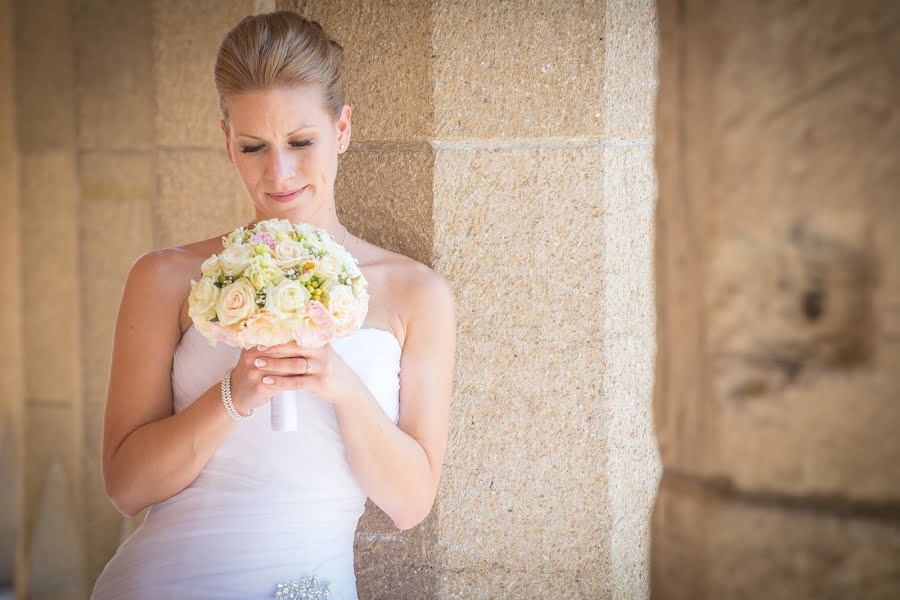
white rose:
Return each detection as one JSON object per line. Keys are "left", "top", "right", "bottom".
{"left": 346, "top": 259, "right": 362, "bottom": 279}
{"left": 188, "top": 278, "right": 220, "bottom": 321}
{"left": 219, "top": 243, "right": 254, "bottom": 276}
{"left": 200, "top": 255, "right": 222, "bottom": 279}
{"left": 215, "top": 278, "right": 258, "bottom": 326}
{"left": 325, "top": 282, "right": 356, "bottom": 328}
{"left": 351, "top": 274, "right": 367, "bottom": 297}
{"left": 322, "top": 237, "right": 347, "bottom": 258}
{"left": 254, "top": 218, "right": 293, "bottom": 235}
{"left": 222, "top": 228, "right": 244, "bottom": 248}
{"left": 273, "top": 239, "right": 309, "bottom": 269}
{"left": 264, "top": 279, "right": 311, "bottom": 319}
{"left": 317, "top": 254, "right": 342, "bottom": 279}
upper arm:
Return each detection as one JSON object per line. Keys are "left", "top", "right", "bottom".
{"left": 396, "top": 265, "right": 457, "bottom": 496}
{"left": 102, "top": 250, "right": 183, "bottom": 488}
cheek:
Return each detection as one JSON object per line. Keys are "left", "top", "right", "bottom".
{"left": 313, "top": 148, "right": 337, "bottom": 182}
{"left": 234, "top": 158, "right": 260, "bottom": 187}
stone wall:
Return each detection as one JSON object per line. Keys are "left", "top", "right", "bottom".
{"left": 652, "top": 1, "right": 900, "bottom": 598}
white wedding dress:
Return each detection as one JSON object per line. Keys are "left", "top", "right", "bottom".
{"left": 90, "top": 322, "right": 402, "bottom": 600}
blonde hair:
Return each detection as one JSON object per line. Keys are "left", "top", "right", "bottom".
{"left": 214, "top": 10, "right": 346, "bottom": 127}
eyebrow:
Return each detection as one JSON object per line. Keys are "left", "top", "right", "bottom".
{"left": 235, "top": 126, "right": 317, "bottom": 140}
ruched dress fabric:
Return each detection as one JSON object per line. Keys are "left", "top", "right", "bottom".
{"left": 90, "top": 323, "right": 402, "bottom": 600}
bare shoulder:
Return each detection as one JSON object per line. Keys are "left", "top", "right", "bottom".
{"left": 379, "top": 249, "right": 455, "bottom": 343}
{"left": 349, "top": 238, "right": 455, "bottom": 347}
{"left": 149, "top": 236, "right": 226, "bottom": 333}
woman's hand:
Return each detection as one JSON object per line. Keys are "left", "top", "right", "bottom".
{"left": 235, "top": 339, "right": 366, "bottom": 409}
{"left": 227, "top": 345, "right": 283, "bottom": 415}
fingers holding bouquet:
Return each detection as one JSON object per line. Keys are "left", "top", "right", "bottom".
{"left": 187, "top": 218, "right": 371, "bottom": 430}
{"left": 246, "top": 339, "right": 364, "bottom": 407}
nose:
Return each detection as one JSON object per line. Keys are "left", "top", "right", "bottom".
{"left": 265, "top": 148, "right": 296, "bottom": 182}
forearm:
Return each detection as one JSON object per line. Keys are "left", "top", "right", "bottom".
{"left": 333, "top": 388, "right": 434, "bottom": 530}
{"left": 105, "top": 381, "right": 240, "bottom": 517}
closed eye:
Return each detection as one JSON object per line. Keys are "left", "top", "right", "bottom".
{"left": 240, "top": 140, "right": 313, "bottom": 154}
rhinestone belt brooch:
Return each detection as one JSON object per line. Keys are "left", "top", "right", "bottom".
{"left": 273, "top": 574, "right": 331, "bottom": 599}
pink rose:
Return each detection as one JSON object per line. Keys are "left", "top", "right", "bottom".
{"left": 289, "top": 300, "right": 336, "bottom": 348}
{"left": 249, "top": 231, "right": 277, "bottom": 252}
{"left": 194, "top": 318, "right": 241, "bottom": 347}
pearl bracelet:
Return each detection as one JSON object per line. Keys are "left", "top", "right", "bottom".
{"left": 221, "top": 367, "right": 254, "bottom": 421}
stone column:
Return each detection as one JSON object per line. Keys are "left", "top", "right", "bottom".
{"left": 13, "top": 0, "right": 85, "bottom": 597}
{"left": 0, "top": 0, "right": 23, "bottom": 596}
{"left": 75, "top": 0, "right": 157, "bottom": 589}
{"left": 652, "top": 1, "right": 900, "bottom": 597}
{"left": 288, "top": 1, "right": 661, "bottom": 598}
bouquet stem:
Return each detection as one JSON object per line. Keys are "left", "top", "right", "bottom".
{"left": 270, "top": 390, "right": 300, "bottom": 431}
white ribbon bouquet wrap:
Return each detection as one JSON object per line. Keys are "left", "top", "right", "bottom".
{"left": 187, "top": 218, "right": 369, "bottom": 431}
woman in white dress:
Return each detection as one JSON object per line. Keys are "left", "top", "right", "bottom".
{"left": 90, "top": 11, "right": 456, "bottom": 600}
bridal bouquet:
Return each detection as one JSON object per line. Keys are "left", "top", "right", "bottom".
{"left": 188, "top": 218, "right": 369, "bottom": 431}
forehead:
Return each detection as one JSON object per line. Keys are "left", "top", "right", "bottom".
{"left": 226, "top": 85, "right": 329, "bottom": 134}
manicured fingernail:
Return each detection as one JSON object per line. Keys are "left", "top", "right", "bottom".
{"left": 254, "top": 358, "right": 267, "bottom": 368}
{"left": 258, "top": 345, "right": 268, "bottom": 351}
{"left": 263, "top": 376, "right": 274, "bottom": 385}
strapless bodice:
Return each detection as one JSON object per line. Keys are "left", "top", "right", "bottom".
{"left": 90, "top": 323, "right": 402, "bottom": 600}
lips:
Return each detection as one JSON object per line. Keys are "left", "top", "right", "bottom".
{"left": 266, "top": 186, "right": 308, "bottom": 202}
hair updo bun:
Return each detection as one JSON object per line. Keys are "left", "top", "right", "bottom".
{"left": 214, "top": 10, "right": 346, "bottom": 126}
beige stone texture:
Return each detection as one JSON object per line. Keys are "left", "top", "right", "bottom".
{"left": 75, "top": 0, "right": 155, "bottom": 150}
{"left": 20, "top": 152, "right": 82, "bottom": 404}
{"left": 432, "top": 0, "right": 605, "bottom": 139}
{"left": 602, "top": 0, "right": 657, "bottom": 139}
{"left": 23, "top": 405, "right": 80, "bottom": 548}
{"left": 284, "top": 0, "right": 433, "bottom": 141}
{"left": 153, "top": 0, "right": 262, "bottom": 148}
{"left": 155, "top": 148, "right": 254, "bottom": 248}
{"left": 652, "top": 474, "right": 900, "bottom": 600}
{"left": 654, "top": 0, "right": 900, "bottom": 504}
{"left": 13, "top": 0, "right": 75, "bottom": 151}
{"left": 601, "top": 144, "right": 659, "bottom": 598}
{"left": 80, "top": 152, "right": 156, "bottom": 406}
{"left": 27, "top": 458, "right": 85, "bottom": 600}
{"left": 334, "top": 144, "right": 434, "bottom": 264}
{"left": 83, "top": 401, "right": 121, "bottom": 588}
{"left": 431, "top": 147, "right": 611, "bottom": 580}
{"left": 354, "top": 518, "right": 439, "bottom": 600}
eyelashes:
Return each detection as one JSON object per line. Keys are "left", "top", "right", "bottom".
{"left": 240, "top": 140, "right": 313, "bottom": 154}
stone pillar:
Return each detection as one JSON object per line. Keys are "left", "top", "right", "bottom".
{"left": 278, "top": 1, "right": 438, "bottom": 597}
{"left": 75, "top": 0, "right": 157, "bottom": 588}
{"left": 652, "top": 1, "right": 900, "bottom": 597}
{"left": 288, "top": 1, "right": 661, "bottom": 598}
{"left": 0, "top": 0, "right": 23, "bottom": 596}
{"left": 13, "top": 0, "right": 85, "bottom": 597}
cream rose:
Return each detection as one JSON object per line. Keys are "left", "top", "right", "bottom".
{"left": 324, "top": 282, "right": 356, "bottom": 328}
{"left": 238, "top": 310, "right": 292, "bottom": 349}
{"left": 219, "top": 243, "right": 254, "bottom": 276}
{"left": 200, "top": 254, "right": 222, "bottom": 279}
{"left": 215, "top": 278, "right": 258, "bottom": 326}
{"left": 264, "top": 278, "right": 311, "bottom": 319}
{"left": 188, "top": 278, "right": 220, "bottom": 321}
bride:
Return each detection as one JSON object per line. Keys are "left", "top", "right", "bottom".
{"left": 90, "top": 10, "right": 456, "bottom": 600}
